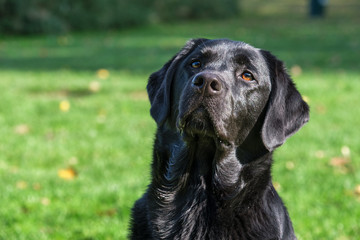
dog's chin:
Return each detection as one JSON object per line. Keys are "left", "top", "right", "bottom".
{"left": 177, "top": 108, "right": 232, "bottom": 150}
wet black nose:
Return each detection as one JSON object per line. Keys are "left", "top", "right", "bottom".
{"left": 192, "top": 72, "right": 222, "bottom": 96}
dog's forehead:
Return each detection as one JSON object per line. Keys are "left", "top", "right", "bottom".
{"left": 198, "top": 39, "right": 261, "bottom": 59}
{"left": 191, "top": 39, "right": 266, "bottom": 68}
{"left": 190, "top": 39, "right": 269, "bottom": 76}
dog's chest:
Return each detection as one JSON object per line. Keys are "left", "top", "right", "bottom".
{"left": 152, "top": 187, "right": 253, "bottom": 240}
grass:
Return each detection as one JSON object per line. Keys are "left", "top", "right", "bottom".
{"left": 1, "top": 8, "right": 360, "bottom": 240}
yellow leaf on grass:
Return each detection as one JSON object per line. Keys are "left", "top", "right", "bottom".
{"left": 59, "top": 100, "right": 70, "bottom": 112}
{"left": 130, "top": 90, "right": 148, "bottom": 101}
{"left": 41, "top": 197, "right": 51, "bottom": 206}
{"left": 354, "top": 185, "right": 360, "bottom": 196}
{"left": 58, "top": 167, "right": 77, "bottom": 180}
{"left": 14, "top": 124, "right": 30, "bottom": 135}
{"left": 96, "top": 69, "right": 110, "bottom": 79}
{"left": 341, "top": 146, "right": 351, "bottom": 158}
{"left": 302, "top": 95, "right": 310, "bottom": 104}
{"left": 89, "top": 81, "right": 101, "bottom": 92}
{"left": 286, "top": 161, "right": 295, "bottom": 170}
{"left": 16, "top": 181, "right": 28, "bottom": 189}
{"left": 273, "top": 182, "right": 281, "bottom": 191}
{"left": 290, "top": 65, "right": 302, "bottom": 77}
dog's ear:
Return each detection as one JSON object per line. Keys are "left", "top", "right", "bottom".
{"left": 260, "top": 50, "right": 309, "bottom": 152}
{"left": 147, "top": 38, "right": 208, "bottom": 125}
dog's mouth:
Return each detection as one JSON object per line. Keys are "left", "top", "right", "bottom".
{"left": 177, "top": 106, "right": 232, "bottom": 149}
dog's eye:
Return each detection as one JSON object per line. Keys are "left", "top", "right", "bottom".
{"left": 191, "top": 60, "right": 201, "bottom": 69}
{"left": 241, "top": 72, "right": 255, "bottom": 81}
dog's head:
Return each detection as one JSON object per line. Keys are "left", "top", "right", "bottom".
{"left": 147, "top": 39, "right": 309, "bottom": 152}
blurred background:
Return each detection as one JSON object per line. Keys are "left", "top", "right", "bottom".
{"left": 0, "top": 0, "right": 359, "bottom": 239}
{"left": 0, "top": 0, "right": 358, "bottom": 35}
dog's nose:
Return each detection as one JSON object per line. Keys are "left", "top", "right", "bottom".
{"left": 192, "top": 73, "right": 222, "bottom": 95}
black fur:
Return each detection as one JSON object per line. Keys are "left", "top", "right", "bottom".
{"left": 130, "top": 39, "right": 309, "bottom": 240}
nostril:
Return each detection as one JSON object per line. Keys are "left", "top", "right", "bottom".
{"left": 192, "top": 76, "right": 204, "bottom": 87}
{"left": 192, "top": 73, "right": 222, "bottom": 95}
{"left": 210, "top": 80, "right": 221, "bottom": 92}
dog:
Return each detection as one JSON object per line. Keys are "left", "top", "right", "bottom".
{"left": 130, "top": 39, "right": 309, "bottom": 240}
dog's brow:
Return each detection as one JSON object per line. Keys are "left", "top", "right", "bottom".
{"left": 234, "top": 53, "right": 259, "bottom": 73}
{"left": 235, "top": 54, "right": 251, "bottom": 64}
{"left": 200, "top": 49, "right": 216, "bottom": 58}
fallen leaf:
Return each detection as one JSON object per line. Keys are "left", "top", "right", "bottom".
{"left": 59, "top": 100, "right": 70, "bottom": 112}
{"left": 329, "top": 157, "right": 349, "bottom": 167}
{"left": 58, "top": 167, "right": 77, "bottom": 180}
{"left": 329, "top": 157, "right": 352, "bottom": 174}
{"left": 97, "top": 69, "right": 110, "bottom": 79}
{"left": 290, "top": 65, "right": 302, "bottom": 77}
{"left": 302, "top": 95, "right": 310, "bottom": 104}
{"left": 14, "top": 124, "right": 30, "bottom": 135}
{"left": 130, "top": 91, "right": 148, "bottom": 101}
{"left": 354, "top": 185, "right": 360, "bottom": 196}
{"left": 273, "top": 182, "right": 281, "bottom": 191}
{"left": 89, "top": 81, "right": 101, "bottom": 92}
{"left": 286, "top": 161, "right": 295, "bottom": 170}
{"left": 16, "top": 181, "right": 28, "bottom": 189}
{"left": 97, "top": 208, "right": 118, "bottom": 217}
{"left": 41, "top": 197, "right": 51, "bottom": 206}
{"left": 341, "top": 146, "right": 351, "bottom": 158}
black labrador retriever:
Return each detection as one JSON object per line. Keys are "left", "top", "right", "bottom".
{"left": 130, "top": 39, "right": 309, "bottom": 240}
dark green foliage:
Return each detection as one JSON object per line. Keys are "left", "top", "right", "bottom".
{"left": 0, "top": 0, "right": 239, "bottom": 35}
{"left": 152, "top": 0, "right": 239, "bottom": 21}
{"left": 0, "top": 0, "right": 66, "bottom": 34}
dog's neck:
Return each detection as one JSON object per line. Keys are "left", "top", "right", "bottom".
{"left": 147, "top": 125, "right": 277, "bottom": 239}
{"left": 151, "top": 123, "right": 273, "bottom": 209}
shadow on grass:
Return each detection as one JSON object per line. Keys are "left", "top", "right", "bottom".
{"left": 27, "top": 87, "right": 97, "bottom": 98}
{"left": 0, "top": 45, "right": 178, "bottom": 74}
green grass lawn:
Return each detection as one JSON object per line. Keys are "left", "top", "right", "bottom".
{"left": 1, "top": 12, "right": 360, "bottom": 240}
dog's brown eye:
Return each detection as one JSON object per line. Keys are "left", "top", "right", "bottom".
{"left": 241, "top": 72, "right": 254, "bottom": 81}
{"left": 191, "top": 60, "right": 201, "bottom": 69}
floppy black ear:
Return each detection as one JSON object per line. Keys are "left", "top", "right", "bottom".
{"left": 147, "top": 38, "right": 208, "bottom": 125}
{"left": 260, "top": 50, "right": 309, "bottom": 151}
